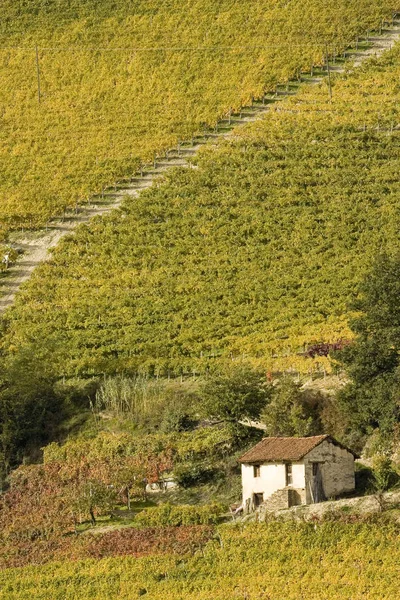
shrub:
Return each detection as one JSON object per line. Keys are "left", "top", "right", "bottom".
{"left": 372, "top": 455, "right": 399, "bottom": 492}
{"left": 173, "top": 462, "right": 216, "bottom": 488}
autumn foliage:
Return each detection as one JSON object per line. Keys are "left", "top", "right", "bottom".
{"left": 0, "top": 433, "right": 174, "bottom": 542}
{"left": 0, "top": 525, "right": 214, "bottom": 570}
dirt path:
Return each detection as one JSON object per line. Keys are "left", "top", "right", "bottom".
{"left": 1, "top": 19, "right": 399, "bottom": 313}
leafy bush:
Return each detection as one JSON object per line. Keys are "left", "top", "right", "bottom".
{"left": 354, "top": 462, "right": 375, "bottom": 495}
{"left": 372, "top": 455, "right": 399, "bottom": 492}
{"left": 200, "top": 365, "right": 271, "bottom": 428}
{"left": 0, "top": 246, "right": 19, "bottom": 272}
{"left": 173, "top": 462, "right": 217, "bottom": 488}
{"left": 261, "top": 377, "right": 324, "bottom": 437}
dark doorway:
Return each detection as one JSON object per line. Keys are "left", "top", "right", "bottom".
{"left": 311, "top": 463, "right": 325, "bottom": 503}
{"left": 253, "top": 493, "right": 264, "bottom": 508}
{"left": 288, "top": 489, "right": 302, "bottom": 507}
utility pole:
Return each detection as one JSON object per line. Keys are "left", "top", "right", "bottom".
{"left": 35, "top": 45, "right": 41, "bottom": 104}
{"left": 325, "top": 43, "right": 332, "bottom": 102}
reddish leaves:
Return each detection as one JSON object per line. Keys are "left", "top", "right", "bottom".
{"left": 0, "top": 526, "right": 214, "bottom": 570}
{"left": 86, "top": 526, "right": 214, "bottom": 559}
{"left": 0, "top": 435, "right": 174, "bottom": 544}
{"left": 301, "top": 339, "right": 351, "bottom": 358}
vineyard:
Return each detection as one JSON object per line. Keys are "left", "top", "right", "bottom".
{"left": 2, "top": 41, "right": 400, "bottom": 376}
{"left": 2, "top": 3, "right": 400, "bottom": 596}
{"left": 0, "top": 0, "right": 394, "bottom": 238}
{"left": 1, "top": 520, "right": 399, "bottom": 599}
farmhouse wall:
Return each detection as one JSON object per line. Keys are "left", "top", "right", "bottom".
{"left": 241, "top": 462, "right": 305, "bottom": 507}
{"left": 304, "top": 440, "right": 355, "bottom": 503}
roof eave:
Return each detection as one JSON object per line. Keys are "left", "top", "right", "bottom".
{"left": 238, "top": 434, "right": 359, "bottom": 463}
{"left": 239, "top": 457, "right": 304, "bottom": 464}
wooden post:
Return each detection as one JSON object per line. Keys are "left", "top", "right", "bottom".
{"left": 35, "top": 45, "right": 41, "bottom": 104}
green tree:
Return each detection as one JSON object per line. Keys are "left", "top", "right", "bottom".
{"left": 261, "top": 377, "right": 323, "bottom": 437}
{"left": 200, "top": 365, "right": 271, "bottom": 428}
{"left": 0, "top": 345, "right": 59, "bottom": 476}
{"left": 336, "top": 254, "right": 400, "bottom": 447}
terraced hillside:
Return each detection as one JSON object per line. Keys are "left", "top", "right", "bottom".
{"left": 2, "top": 41, "right": 400, "bottom": 377}
{"left": 0, "top": 0, "right": 393, "bottom": 237}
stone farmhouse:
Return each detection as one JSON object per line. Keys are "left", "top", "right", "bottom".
{"left": 239, "top": 434, "right": 358, "bottom": 512}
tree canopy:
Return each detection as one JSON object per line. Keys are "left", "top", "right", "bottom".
{"left": 200, "top": 365, "right": 271, "bottom": 429}
{"left": 261, "top": 378, "right": 324, "bottom": 437}
{"left": 337, "top": 254, "right": 400, "bottom": 446}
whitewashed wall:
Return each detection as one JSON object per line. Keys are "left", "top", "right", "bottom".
{"left": 241, "top": 462, "right": 305, "bottom": 506}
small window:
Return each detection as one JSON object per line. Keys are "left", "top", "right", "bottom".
{"left": 253, "top": 465, "right": 261, "bottom": 478}
{"left": 285, "top": 463, "right": 293, "bottom": 486}
{"left": 312, "top": 463, "right": 319, "bottom": 477}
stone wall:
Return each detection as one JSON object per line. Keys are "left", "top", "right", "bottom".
{"left": 261, "top": 487, "right": 306, "bottom": 512}
{"left": 305, "top": 440, "right": 355, "bottom": 503}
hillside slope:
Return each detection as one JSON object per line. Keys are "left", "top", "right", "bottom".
{"left": 2, "top": 21, "right": 399, "bottom": 314}
{"left": 1, "top": 520, "right": 399, "bottom": 599}
{"left": 2, "top": 42, "right": 400, "bottom": 376}
{"left": 0, "top": 0, "right": 393, "bottom": 237}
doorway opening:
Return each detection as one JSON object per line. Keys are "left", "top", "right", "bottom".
{"left": 253, "top": 493, "right": 264, "bottom": 508}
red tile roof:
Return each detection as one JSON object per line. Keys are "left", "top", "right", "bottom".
{"left": 238, "top": 435, "right": 358, "bottom": 463}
